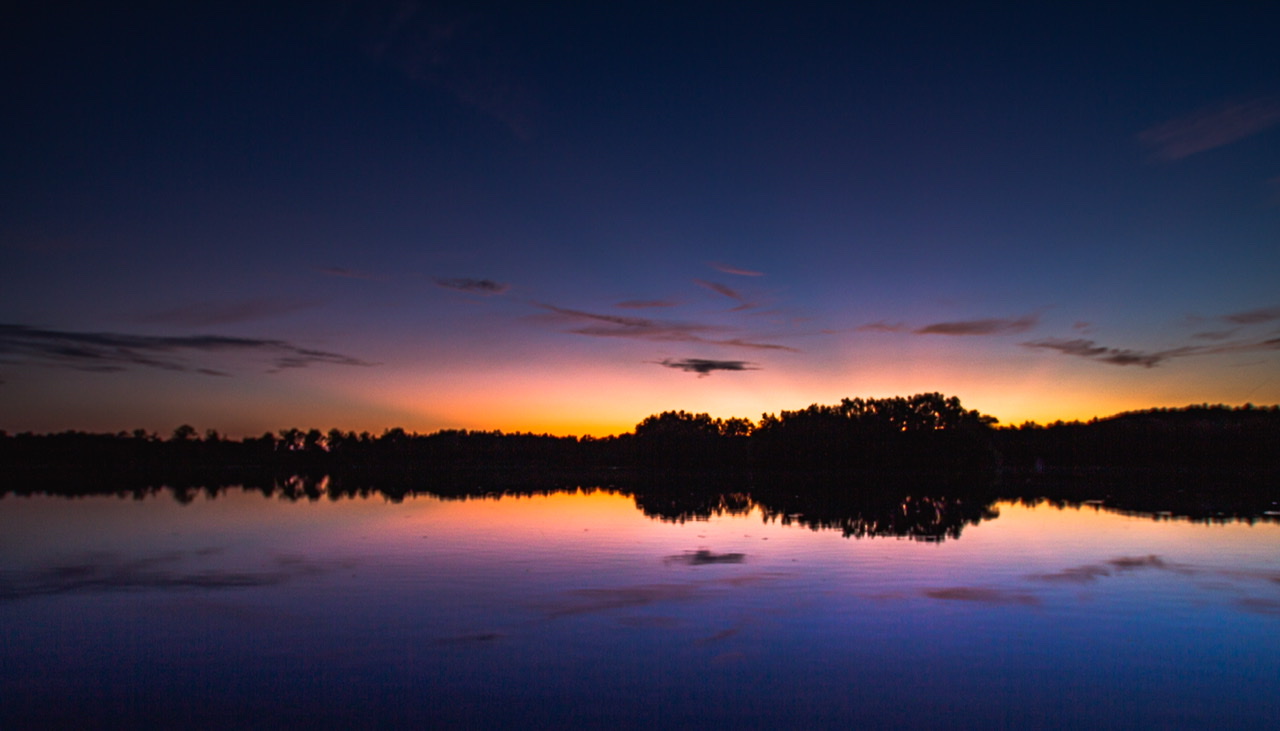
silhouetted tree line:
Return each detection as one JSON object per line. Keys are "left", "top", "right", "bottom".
{"left": 3, "top": 396, "right": 1277, "bottom": 499}
{"left": 994, "top": 403, "right": 1280, "bottom": 476}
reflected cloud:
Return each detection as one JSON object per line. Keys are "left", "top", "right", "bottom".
{"left": 697, "top": 627, "right": 741, "bottom": 644}
{"left": 546, "top": 584, "right": 705, "bottom": 617}
{"left": 1030, "top": 554, "right": 1182, "bottom": 583}
{"left": 657, "top": 359, "right": 759, "bottom": 377}
{"left": 1236, "top": 597, "right": 1280, "bottom": 616}
{"left": 435, "top": 277, "right": 510, "bottom": 295}
{"left": 0, "top": 550, "right": 341, "bottom": 600}
{"left": 1032, "top": 565, "right": 1113, "bottom": 584}
{"left": 0, "top": 323, "right": 374, "bottom": 374}
{"left": 544, "top": 575, "right": 779, "bottom": 618}
{"left": 1139, "top": 96, "right": 1280, "bottom": 160}
{"left": 664, "top": 549, "right": 747, "bottom": 565}
{"left": 1108, "top": 555, "right": 1168, "bottom": 570}
{"left": 922, "top": 587, "right": 1039, "bottom": 605}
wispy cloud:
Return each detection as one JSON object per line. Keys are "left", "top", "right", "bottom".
{"left": 856, "top": 321, "right": 909, "bottom": 333}
{"left": 1021, "top": 338, "right": 1191, "bottom": 367}
{"left": 537, "top": 304, "right": 723, "bottom": 340}
{"left": 694, "top": 278, "right": 765, "bottom": 312}
{"left": 1193, "top": 329, "right": 1238, "bottom": 341}
{"left": 713, "top": 338, "right": 797, "bottom": 352}
{"left": 710, "top": 262, "right": 763, "bottom": 277}
{"left": 133, "top": 298, "right": 319, "bottom": 328}
{"left": 0, "top": 324, "right": 374, "bottom": 375}
{"left": 695, "top": 279, "right": 745, "bottom": 301}
{"left": 1025, "top": 329, "right": 1280, "bottom": 368}
{"left": 858, "top": 314, "right": 1039, "bottom": 336}
{"left": 1139, "top": 96, "right": 1280, "bottom": 160}
{"left": 535, "top": 304, "right": 797, "bottom": 351}
{"left": 1223, "top": 304, "right": 1280, "bottom": 325}
{"left": 656, "top": 358, "right": 759, "bottom": 377}
{"left": 435, "top": 277, "right": 510, "bottom": 295}
{"left": 1200, "top": 337, "right": 1280, "bottom": 356}
{"left": 915, "top": 314, "right": 1039, "bottom": 336}
{"left": 616, "top": 299, "right": 680, "bottom": 309}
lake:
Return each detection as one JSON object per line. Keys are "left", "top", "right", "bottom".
{"left": 3, "top": 483, "right": 1279, "bottom": 728}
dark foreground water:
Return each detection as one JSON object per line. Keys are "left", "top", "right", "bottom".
{"left": 3, "top": 486, "right": 1279, "bottom": 729}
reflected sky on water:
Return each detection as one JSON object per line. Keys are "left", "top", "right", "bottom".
{"left": 3, "top": 488, "right": 1279, "bottom": 728}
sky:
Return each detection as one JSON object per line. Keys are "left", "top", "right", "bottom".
{"left": 2, "top": 1, "right": 1279, "bottom": 437}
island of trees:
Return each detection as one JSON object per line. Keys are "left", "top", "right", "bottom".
{"left": 4, "top": 393, "right": 1277, "bottom": 536}
{"left": 3, "top": 392, "right": 1276, "bottom": 486}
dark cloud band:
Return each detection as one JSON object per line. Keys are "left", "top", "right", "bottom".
{"left": 657, "top": 358, "right": 759, "bottom": 376}
{"left": 915, "top": 314, "right": 1039, "bottom": 336}
{"left": 0, "top": 324, "right": 374, "bottom": 375}
{"left": 435, "top": 278, "right": 510, "bottom": 295}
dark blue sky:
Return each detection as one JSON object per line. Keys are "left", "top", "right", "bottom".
{"left": 3, "top": 2, "right": 1278, "bottom": 435}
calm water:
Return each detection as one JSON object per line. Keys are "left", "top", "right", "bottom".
{"left": 3, "top": 487, "right": 1279, "bottom": 729}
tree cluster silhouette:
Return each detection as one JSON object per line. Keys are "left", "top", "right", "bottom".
{"left": 3, "top": 396, "right": 1277, "bottom": 502}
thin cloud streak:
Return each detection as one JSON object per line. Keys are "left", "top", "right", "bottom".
{"left": 1193, "top": 329, "right": 1238, "bottom": 341}
{"left": 1223, "top": 305, "right": 1280, "bottom": 325}
{"left": 856, "top": 321, "right": 909, "bottom": 333}
{"left": 1025, "top": 333, "right": 1280, "bottom": 368}
{"left": 0, "top": 324, "right": 374, "bottom": 375}
{"left": 714, "top": 338, "right": 797, "bottom": 352}
{"left": 435, "top": 277, "right": 510, "bottom": 295}
{"left": 616, "top": 299, "right": 680, "bottom": 309}
{"left": 534, "top": 304, "right": 797, "bottom": 351}
{"left": 710, "top": 262, "right": 763, "bottom": 277}
{"left": 694, "top": 279, "right": 746, "bottom": 301}
{"left": 1021, "top": 338, "right": 1184, "bottom": 367}
{"left": 915, "top": 314, "right": 1039, "bottom": 336}
{"left": 657, "top": 358, "right": 759, "bottom": 377}
{"left": 134, "top": 298, "right": 320, "bottom": 327}
{"left": 1139, "top": 96, "right": 1280, "bottom": 160}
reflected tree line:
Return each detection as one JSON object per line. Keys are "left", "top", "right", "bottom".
{"left": 2, "top": 394, "right": 1277, "bottom": 537}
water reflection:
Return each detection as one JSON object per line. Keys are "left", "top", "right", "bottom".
{"left": 7, "top": 470, "right": 1276, "bottom": 539}
{"left": 3, "top": 482, "right": 1279, "bottom": 729}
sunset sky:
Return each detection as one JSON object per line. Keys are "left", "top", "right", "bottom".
{"left": 3, "top": 2, "right": 1278, "bottom": 437}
